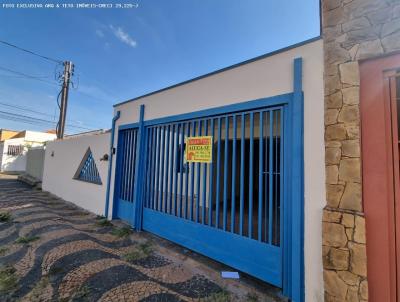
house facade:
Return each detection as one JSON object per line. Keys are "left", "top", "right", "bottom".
{"left": 106, "top": 39, "right": 325, "bottom": 302}
{"left": 0, "top": 130, "right": 56, "bottom": 172}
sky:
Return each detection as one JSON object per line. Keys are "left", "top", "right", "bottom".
{"left": 0, "top": 0, "right": 320, "bottom": 134}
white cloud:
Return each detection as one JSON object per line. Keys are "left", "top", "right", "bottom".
{"left": 95, "top": 29, "right": 104, "bottom": 38}
{"left": 109, "top": 25, "right": 137, "bottom": 48}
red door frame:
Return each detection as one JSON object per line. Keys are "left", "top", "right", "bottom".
{"left": 360, "top": 53, "right": 400, "bottom": 302}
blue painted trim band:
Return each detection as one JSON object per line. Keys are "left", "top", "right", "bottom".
{"left": 104, "top": 110, "right": 120, "bottom": 218}
{"left": 113, "top": 36, "right": 321, "bottom": 108}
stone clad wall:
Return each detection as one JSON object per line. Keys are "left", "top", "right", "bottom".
{"left": 322, "top": 0, "right": 400, "bottom": 301}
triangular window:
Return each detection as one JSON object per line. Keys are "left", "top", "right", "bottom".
{"left": 73, "top": 148, "right": 102, "bottom": 184}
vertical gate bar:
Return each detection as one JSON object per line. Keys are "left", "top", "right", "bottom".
{"left": 155, "top": 126, "right": 162, "bottom": 210}
{"left": 121, "top": 131, "right": 128, "bottom": 199}
{"left": 154, "top": 127, "right": 161, "bottom": 210}
{"left": 119, "top": 132, "right": 124, "bottom": 198}
{"left": 279, "top": 109, "right": 284, "bottom": 247}
{"left": 268, "top": 110, "right": 275, "bottom": 244}
{"left": 179, "top": 123, "right": 185, "bottom": 217}
{"left": 164, "top": 125, "right": 171, "bottom": 212}
{"left": 248, "top": 112, "right": 254, "bottom": 238}
{"left": 169, "top": 124, "right": 176, "bottom": 214}
{"left": 202, "top": 120, "right": 208, "bottom": 224}
{"left": 223, "top": 116, "right": 229, "bottom": 231}
{"left": 239, "top": 113, "right": 245, "bottom": 235}
{"left": 231, "top": 115, "right": 237, "bottom": 233}
{"left": 159, "top": 126, "right": 166, "bottom": 211}
{"left": 130, "top": 129, "right": 139, "bottom": 201}
{"left": 184, "top": 122, "right": 190, "bottom": 219}
{"left": 144, "top": 128, "right": 152, "bottom": 207}
{"left": 130, "top": 130, "right": 136, "bottom": 200}
{"left": 274, "top": 110, "right": 279, "bottom": 244}
{"left": 208, "top": 118, "right": 215, "bottom": 226}
{"left": 173, "top": 123, "right": 180, "bottom": 216}
{"left": 190, "top": 121, "right": 196, "bottom": 220}
{"left": 150, "top": 128, "right": 157, "bottom": 209}
{"left": 127, "top": 131, "right": 132, "bottom": 200}
{"left": 258, "top": 112, "right": 264, "bottom": 241}
{"left": 195, "top": 120, "right": 202, "bottom": 223}
{"left": 216, "top": 117, "right": 222, "bottom": 228}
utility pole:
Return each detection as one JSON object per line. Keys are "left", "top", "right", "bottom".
{"left": 57, "top": 61, "right": 74, "bottom": 139}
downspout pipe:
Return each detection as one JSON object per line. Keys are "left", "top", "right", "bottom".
{"left": 104, "top": 110, "right": 120, "bottom": 218}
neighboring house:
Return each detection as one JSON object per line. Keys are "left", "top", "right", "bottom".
{"left": 0, "top": 130, "right": 56, "bottom": 172}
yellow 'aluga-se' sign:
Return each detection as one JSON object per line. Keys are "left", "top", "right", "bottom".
{"left": 185, "top": 136, "right": 213, "bottom": 163}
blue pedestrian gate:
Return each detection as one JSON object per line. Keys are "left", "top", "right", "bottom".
{"left": 112, "top": 58, "right": 304, "bottom": 301}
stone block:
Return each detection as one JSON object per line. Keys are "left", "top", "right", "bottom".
{"left": 342, "top": 140, "right": 360, "bottom": 157}
{"left": 327, "top": 91, "right": 343, "bottom": 109}
{"left": 344, "top": 0, "right": 388, "bottom": 19}
{"left": 324, "top": 24, "right": 343, "bottom": 42}
{"left": 394, "top": 4, "right": 400, "bottom": 19}
{"left": 326, "top": 109, "right": 340, "bottom": 125}
{"left": 357, "top": 39, "right": 384, "bottom": 59}
{"left": 327, "top": 184, "right": 345, "bottom": 208}
{"left": 346, "top": 227, "right": 354, "bottom": 240}
{"left": 367, "top": 6, "right": 393, "bottom": 24}
{"left": 342, "top": 17, "right": 371, "bottom": 32}
{"left": 381, "top": 18, "right": 400, "bottom": 37}
{"left": 339, "top": 62, "right": 360, "bottom": 85}
{"left": 338, "top": 271, "right": 360, "bottom": 286}
{"left": 329, "top": 247, "right": 350, "bottom": 270}
{"left": 342, "top": 87, "right": 359, "bottom": 105}
{"left": 326, "top": 42, "right": 351, "bottom": 64}
{"left": 348, "top": 44, "right": 359, "bottom": 60}
{"left": 340, "top": 182, "right": 362, "bottom": 211}
{"left": 346, "top": 286, "right": 360, "bottom": 302}
{"left": 326, "top": 140, "right": 342, "bottom": 148}
{"left": 326, "top": 124, "right": 347, "bottom": 141}
{"left": 324, "top": 270, "right": 348, "bottom": 300}
{"left": 342, "top": 27, "right": 379, "bottom": 49}
{"left": 323, "top": 210, "right": 343, "bottom": 223}
{"left": 338, "top": 105, "right": 360, "bottom": 123}
{"left": 342, "top": 213, "right": 355, "bottom": 228}
{"left": 323, "top": 222, "right": 348, "bottom": 247}
{"left": 326, "top": 147, "right": 342, "bottom": 165}
{"left": 325, "top": 74, "right": 341, "bottom": 95}
{"left": 323, "top": 0, "right": 341, "bottom": 12}
{"left": 326, "top": 165, "right": 339, "bottom": 184}
{"left": 325, "top": 6, "right": 345, "bottom": 27}
{"left": 382, "top": 30, "right": 400, "bottom": 52}
{"left": 354, "top": 215, "right": 366, "bottom": 244}
{"left": 349, "top": 242, "right": 367, "bottom": 277}
{"left": 345, "top": 124, "right": 360, "bottom": 139}
{"left": 359, "top": 279, "right": 368, "bottom": 300}
{"left": 339, "top": 158, "right": 361, "bottom": 182}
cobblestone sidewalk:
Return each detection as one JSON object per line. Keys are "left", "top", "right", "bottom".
{"left": 0, "top": 175, "right": 283, "bottom": 302}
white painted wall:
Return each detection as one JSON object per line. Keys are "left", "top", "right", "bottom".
{"left": 42, "top": 132, "right": 110, "bottom": 216}
{"left": 26, "top": 146, "right": 46, "bottom": 180}
{"left": 110, "top": 39, "right": 325, "bottom": 302}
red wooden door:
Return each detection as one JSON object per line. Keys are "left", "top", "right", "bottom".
{"left": 360, "top": 53, "right": 400, "bottom": 302}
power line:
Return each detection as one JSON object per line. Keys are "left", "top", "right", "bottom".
{"left": 0, "top": 101, "right": 98, "bottom": 129}
{"left": 0, "top": 40, "right": 63, "bottom": 64}
{"left": 0, "top": 109, "right": 94, "bottom": 131}
{"left": 0, "top": 65, "right": 58, "bottom": 86}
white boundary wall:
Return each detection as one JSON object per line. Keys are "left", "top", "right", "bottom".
{"left": 42, "top": 132, "right": 110, "bottom": 216}
{"left": 26, "top": 146, "right": 46, "bottom": 180}
{"left": 110, "top": 39, "right": 325, "bottom": 301}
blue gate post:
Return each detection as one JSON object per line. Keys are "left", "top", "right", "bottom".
{"left": 133, "top": 105, "right": 146, "bottom": 230}
{"left": 286, "top": 57, "right": 304, "bottom": 302}
{"left": 105, "top": 110, "right": 121, "bottom": 218}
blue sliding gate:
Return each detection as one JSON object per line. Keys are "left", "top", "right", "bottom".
{"left": 113, "top": 58, "right": 304, "bottom": 301}
{"left": 142, "top": 107, "right": 284, "bottom": 286}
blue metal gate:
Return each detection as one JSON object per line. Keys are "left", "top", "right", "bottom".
{"left": 113, "top": 127, "right": 139, "bottom": 224}
{"left": 112, "top": 58, "right": 304, "bottom": 301}
{"left": 141, "top": 107, "right": 284, "bottom": 286}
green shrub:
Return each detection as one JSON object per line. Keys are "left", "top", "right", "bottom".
{"left": 15, "top": 236, "right": 40, "bottom": 244}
